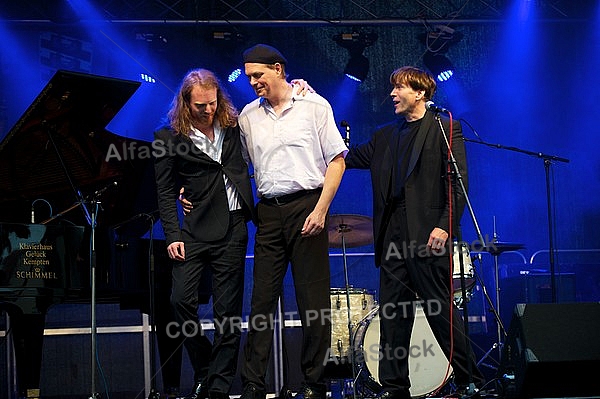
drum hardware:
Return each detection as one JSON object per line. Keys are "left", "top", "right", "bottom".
{"left": 327, "top": 214, "right": 374, "bottom": 399}
{"left": 452, "top": 241, "right": 476, "bottom": 309}
{"left": 328, "top": 214, "right": 373, "bottom": 249}
{"left": 472, "top": 222, "right": 525, "bottom": 368}
{"left": 329, "top": 288, "right": 377, "bottom": 359}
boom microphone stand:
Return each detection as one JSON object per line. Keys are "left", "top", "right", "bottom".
{"left": 433, "top": 111, "right": 486, "bottom": 396}
{"left": 463, "top": 138, "right": 569, "bottom": 303}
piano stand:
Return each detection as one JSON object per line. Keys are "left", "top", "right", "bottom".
{"left": 9, "top": 311, "right": 45, "bottom": 399}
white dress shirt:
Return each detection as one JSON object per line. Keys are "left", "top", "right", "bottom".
{"left": 189, "top": 123, "right": 242, "bottom": 210}
{"left": 239, "top": 91, "right": 347, "bottom": 198}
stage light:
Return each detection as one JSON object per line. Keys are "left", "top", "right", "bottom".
{"left": 423, "top": 52, "right": 455, "bottom": 82}
{"left": 420, "top": 25, "right": 462, "bottom": 83}
{"left": 344, "top": 54, "right": 369, "bottom": 82}
{"left": 140, "top": 73, "right": 156, "bottom": 83}
{"left": 135, "top": 32, "right": 168, "bottom": 52}
{"left": 334, "top": 31, "right": 378, "bottom": 83}
{"left": 228, "top": 68, "right": 242, "bottom": 83}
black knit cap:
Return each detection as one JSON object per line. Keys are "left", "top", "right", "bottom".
{"left": 243, "top": 44, "right": 287, "bottom": 65}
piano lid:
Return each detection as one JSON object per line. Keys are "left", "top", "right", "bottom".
{"left": 0, "top": 70, "right": 159, "bottom": 229}
{"left": 0, "top": 70, "right": 141, "bottom": 202}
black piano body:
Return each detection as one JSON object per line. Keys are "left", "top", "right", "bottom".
{"left": 0, "top": 222, "right": 86, "bottom": 396}
{"left": 0, "top": 70, "right": 210, "bottom": 398}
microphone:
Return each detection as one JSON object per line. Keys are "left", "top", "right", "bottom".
{"left": 425, "top": 101, "right": 450, "bottom": 114}
{"left": 340, "top": 120, "right": 350, "bottom": 146}
{"left": 93, "top": 181, "right": 118, "bottom": 198}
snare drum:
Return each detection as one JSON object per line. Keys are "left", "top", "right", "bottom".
{"left": 354, "top": 302, "right": 452, "bottom": 398}
{"left": 329, "top": 288, "right": 377, "bottom": 359}
{"left": 452, "top": 242, "right": 475, "bottom": 306}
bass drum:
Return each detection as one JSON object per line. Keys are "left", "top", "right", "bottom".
{"left": 354, "top": 303, "right": 453, "bottom": 398}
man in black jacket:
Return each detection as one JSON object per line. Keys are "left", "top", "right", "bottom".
{"left": 153, "top": 68, "right": 255, "bottom": 399}
{"left": 345, "top": 66, "right": 485, "bottom": 399}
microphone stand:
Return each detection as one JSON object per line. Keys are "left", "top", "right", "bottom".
{"left": 113, "top": 212, "right": 160, "bottom": 399}
{"left": 43, "top": 122, "right": 101, "bottom": 398}
{"left": 88, "top": 195, "right": 101, "bottom": 399}
{"left": 464, "top": 138, "right": 570, "bottom": 303}
{"left": 434, "top": 113, "right": 485, "bottom": 397}
{"left": 145, "top": 215, "right": 160, "bottom": 399}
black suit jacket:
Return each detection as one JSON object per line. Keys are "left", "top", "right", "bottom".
{"left": 345, "top": 111, "right": 468, "bottom": 266}
{"left": 153, "top": 125, "right": 256, "bottom": 245}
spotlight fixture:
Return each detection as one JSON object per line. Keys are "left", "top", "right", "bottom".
{"left": 344, "top": 54, "right": 369, "bottom": 82}
{"left": 423, "top": 52, "right": 454, "bottom": 82}
{"left": 140, "top": 73, "right": 156, "bottom": 83}
{"left": 136, "top": 33, "right": 168, "bottom": 52}
{"left": 334, "top": 31, "right": 378, "bottom": 83}
{"left": 419, "top": 25, "right": 462, "bottom": 82}
{"left": 212, "top": 30, "right": 246, "bottom": 84}
{"left": 212, "top": 31, "right": 245, "bottom": 42}
{"left": 228, "top": 68, "right": 242, "bottom": 83}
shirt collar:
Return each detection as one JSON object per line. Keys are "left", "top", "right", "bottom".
{"left": 259, "top": 95, "right": 297, "bottom": 112}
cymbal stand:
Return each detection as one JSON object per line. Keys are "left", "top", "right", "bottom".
{"left": 493, "top": 220, "right": 506, "bottom": 359}
{"left": 337, "top": 223, "right": 358, "bottom": 399}
{"left": 474, "top": 262, "right": 507, "bottom": 369}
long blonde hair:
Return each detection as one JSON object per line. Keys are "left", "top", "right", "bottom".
{"left": 168, "top": 68, "right": 238, "bottom": 136}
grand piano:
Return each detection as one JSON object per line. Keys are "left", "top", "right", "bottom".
{"left": 0, "top": 70, "right": 205, "bottom": 398}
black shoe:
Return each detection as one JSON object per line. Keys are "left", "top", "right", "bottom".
{"left": 185, "top": 382, "right": 208, "bottom": 399}
{"left": 294, "top": 384, "right": 326, "bottom": 399}
{"left": 240, "top": 384, "right": 266, "bottom": 399}
{"left": 375, "top": 390, "right": 411, "bottom": 399}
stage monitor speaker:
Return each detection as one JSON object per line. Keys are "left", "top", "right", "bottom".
{"left": 499, "top": 302, "right": 600, "bottom": 398}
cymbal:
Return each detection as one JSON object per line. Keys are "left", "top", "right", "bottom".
{"left": 328, "top": 214, "right": 373, "bottom": 248}
{"left": 474, "top": 241, "right": 525, "bottom": 255}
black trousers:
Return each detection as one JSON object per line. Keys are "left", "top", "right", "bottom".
{"left": 378, "top": 205, "right": 484, "bottom": 394}
{"left": 241, "top": 191, "right": 331, "bottom": 390}
{"left": 171, "top": 210, "right": 248, "bottom": 394}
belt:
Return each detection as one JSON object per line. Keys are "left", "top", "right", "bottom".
{"left": 261, "top": 188, "right": 321, "bottom": 206}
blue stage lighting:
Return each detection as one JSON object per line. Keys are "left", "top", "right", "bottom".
{"left": 140, "top": 73, "right": 156, "bottom": 83}
{"left": 437, "top": 69, "right": 454, "bottom": 82}
{"left": 423, "top": 52, "right": 455, "bottom": 82}
{"left": 334, "top": 31, "right": 377, "bottom": 83}
{"left": 344, "top": 54, "right": 369, "bottom": 82}
{"left": 228, "top": 68, "right": 242, "bottom": 83}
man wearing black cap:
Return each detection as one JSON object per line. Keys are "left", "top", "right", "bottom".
{"left": 238, "top": 44, "right": 348, "bottom": 399}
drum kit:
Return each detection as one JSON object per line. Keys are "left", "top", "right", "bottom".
{"left": 326, "top": 214, "right": 524, "bottom": 398}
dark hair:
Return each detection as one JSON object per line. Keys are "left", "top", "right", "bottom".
{"left": 389, "top": 66, "right": 436, "bottom": 101}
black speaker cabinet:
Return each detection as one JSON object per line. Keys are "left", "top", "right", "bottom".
{"left": 499, "top": 302, "right": 600, "bottom": 398}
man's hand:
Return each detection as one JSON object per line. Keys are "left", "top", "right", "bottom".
{"left": 301, "top": 208, "right": 326, "bottom": 237}
{"left": 167, "top": 241, "right": 185, "bottom": 261}
{"left": 178, "top": 187, "right": 194, "bottom": 215}
{"left": 427, "top": 227, "right": 449, "bottom": 255}
{"left": 290, "top": 79, "right": 315, "bottom": 96}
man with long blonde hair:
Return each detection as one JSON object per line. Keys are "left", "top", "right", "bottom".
{"left": 154, "top": 68, "right": 255, "bottom": 399}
